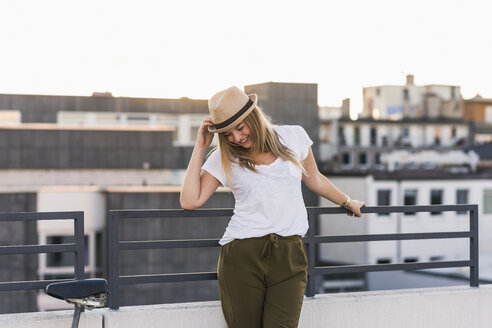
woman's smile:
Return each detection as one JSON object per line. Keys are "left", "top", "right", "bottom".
{"left": 223, "top": 123, "right": 252, "bottom": 148}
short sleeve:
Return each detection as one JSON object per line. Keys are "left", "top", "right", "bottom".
{"left": 275, "top": 125, "right": 313, "bottom": 160}
{"left": 294, "top": 125, "right": 313, "bottom": 160}
{"left": 201, "top": 149, "right": 227, "bottom": 187}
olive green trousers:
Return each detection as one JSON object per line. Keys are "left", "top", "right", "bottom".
{"left": 217, "top": 234, "right": 308, "bottom": 328}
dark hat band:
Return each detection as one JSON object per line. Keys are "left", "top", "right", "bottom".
{"left": 214, "top": 98, "right": 254, "bottom": 130}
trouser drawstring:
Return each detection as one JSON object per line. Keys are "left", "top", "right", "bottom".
{"left": 261, "top": 233, "right": 279, "bottom": 258}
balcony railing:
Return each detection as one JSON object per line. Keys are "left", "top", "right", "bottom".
{"left": 108, "top": 204, "right": 479, "bottom": 310}
{"left": 0, "top": 211, "right": 85, "bottom": 292}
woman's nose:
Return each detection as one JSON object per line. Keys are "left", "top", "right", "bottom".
{"left": 233, "top": 131, "right": 242, "bottom": 142}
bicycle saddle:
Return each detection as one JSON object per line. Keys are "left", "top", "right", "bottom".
{"left": 45, "top": 278, "right": 107, "bottom": 308}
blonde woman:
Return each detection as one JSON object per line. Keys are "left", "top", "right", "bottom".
{"left": 180, "top": 86, "right": 365, "bottom": 328}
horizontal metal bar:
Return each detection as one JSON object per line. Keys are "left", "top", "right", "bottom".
{"left": 0, "top": 279, "right": 74, "bottom": 292}
{"left": 315, "top": 260, "right": 471, "bottom": 275}
{"left": 109, "top": 205, "right": 476, "bottom": 220}
{"left": 0, "top": 244, "right": 77, "bottom": 255}
{"left": 119, "top": 239, "right": 220, "bottom": 250}
{"left": 109, "top": 208, "right": 234, "bottom": 219}
{"left": 119, "top": 272, "right": 218, "bottom": 285}
{"left": 313, "top": 231, "right": 472, "bottom": 244}
{"left": 0, "top": 211, "right": 83, "bottom": 221}
{"left": 307, "top": 204, "right": 478, "bottom": 215}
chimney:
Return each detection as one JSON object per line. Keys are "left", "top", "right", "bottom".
{"left": 341, "top": 98, "right": 350, "bottom": 117}
{"left": 406, "top": 75, "right": 414, "bottom": 85}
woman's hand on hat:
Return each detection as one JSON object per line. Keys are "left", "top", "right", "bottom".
{"left": 197, "top": 117, "right": 215, "bottom": 150}
{"left": 346, "top": 199, "right": 366, "bottom": 218}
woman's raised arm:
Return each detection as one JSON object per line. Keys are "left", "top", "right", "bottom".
{"left": 180, "top": 117, "right": 221, "bottom": 210}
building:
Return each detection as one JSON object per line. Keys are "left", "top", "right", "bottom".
{"left": 319, "top": 116, "right": 471, "bottom": 172}
{"left": 464, "top": 95, "right": 492, "bottom": 144}
{"left": 361, "top": 75, "right": 463, "bottom": 120}
{"left": 464, "top": 95, "right": 492, "bottom": 125}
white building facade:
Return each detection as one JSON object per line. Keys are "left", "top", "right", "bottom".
{"left": 318, "top": 173, "right": 492, "bottom": 271}
{"left": 362, "top": 75, "right": 463, "bottom": 120}
{"left": 319, "top": 117, "right": 470, "bottom": 171}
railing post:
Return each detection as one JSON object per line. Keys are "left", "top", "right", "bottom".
{"left": 74, "top": 211, "right": 85, "bottom": 280}
{"left": 108, "top": 211, "right": 120, "bottom": 309}
{"left": 469, "top": 205, "right": 479, "bottom": 287}
{"left": 305, "top": 210, "right": 316, "bottom": 297}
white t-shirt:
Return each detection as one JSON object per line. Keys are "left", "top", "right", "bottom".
{"left": 202, "top": 125, "right": 313, "bottom": 245}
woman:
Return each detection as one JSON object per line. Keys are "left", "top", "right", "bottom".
{"left": 180, "top": 86, "right": 365, "bottom": 328}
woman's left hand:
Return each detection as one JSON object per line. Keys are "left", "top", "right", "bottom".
{"left": 345, "top": 199, "right": 366, "bottom": 218}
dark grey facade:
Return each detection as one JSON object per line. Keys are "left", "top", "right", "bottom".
{"left": 0, "top": 93, "right": 208, "bottom": 123}
{"left": 0, "top": 127, "right": 192, "bottom": 169}
{"left": 0, "top": 193, "right": 38, "bottom": 314}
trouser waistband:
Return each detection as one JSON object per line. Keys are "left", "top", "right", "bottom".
{"left": 259, "top": 233, "right": 301, "bottom": 259}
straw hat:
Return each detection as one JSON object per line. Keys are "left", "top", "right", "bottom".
{"left": 208, "top": 86, "right": 258, "bottom": 133}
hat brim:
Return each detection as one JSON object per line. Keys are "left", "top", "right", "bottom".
{"left": 208, "top": 94, "right": 258, "bottom": 133}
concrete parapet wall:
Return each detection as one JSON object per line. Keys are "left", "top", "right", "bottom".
{"left": 300, "top": 285, "right": 492, "bottom": 328}
{"left": 1, "top": 286, "right": 492, "bottom": 328}
{"left": 0, "top": 309, "right": 102, "bottom": 328}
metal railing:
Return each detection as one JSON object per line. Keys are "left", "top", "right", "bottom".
{"left": 108, "top": 204, "right": 479, "bottom": 310}
{"left": 0, "top": 211, "right": 85, "bottom": 292}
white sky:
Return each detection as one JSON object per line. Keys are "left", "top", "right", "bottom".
{"left": 1, "top": 0, "right": 491, "bottom": 113}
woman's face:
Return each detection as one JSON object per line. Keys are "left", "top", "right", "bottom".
{"left": 222, "top": 122, "right": 252, "bottom": 148}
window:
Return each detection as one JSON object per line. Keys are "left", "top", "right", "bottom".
{"left": 377, "top": 258, "right": 392, "bottom": 264}
{"left": 377, "top": 189, "right": 391, "bottom": 216}
{"left": 358, "top": 152, "right": 368, "bottom": 167}
{"left": 486, "top": 106, "right": 492, "bottom": 124}
{"left": 404, "top": 189, "right": 417, "bottom": 215}
{"left": 375, "top": 152, "right": 381, "bottom": 166}
{"left": 0, "top": 110, "right": 21, "bottom": 124}
{"left": 430, "top": 189, "right": 443, "bottom": 215}
{"left": 402, "top": 127, "right": 409, "bottom": 137}
{"left": 370, "top": 127, "right": 377, "bottom": 146}
{"left": 451, "top": 126, "right": 457, "bottom": 138}
{"left": 338, "top": 126, "right": 346, "bottom": 145}
{"left": 403, "top": 88, "right": 409, "bottom": 101}
{"left": 46, "top": 235, "right": 89, "bottom": 267}
{"left": 354, "top": 127, "right": 360, "bottom": 146}
{"left": 341, "top": 152, "right": 352, "bottom": 168}
{"left": 456, "top": 189, "right": 468, "bottom": 215}
{"left": 484, "top": 190, "right": 492, "bottom": 214}
{"left": 434, "top": 127, "right": 441, "bottom": 146}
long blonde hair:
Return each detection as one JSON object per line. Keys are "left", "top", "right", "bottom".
{"left": 214, "top": 106, "right": 307, "bottom": 187}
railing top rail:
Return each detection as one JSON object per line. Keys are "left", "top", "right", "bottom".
{"left": 108, "top": 204, "right": 479, "bottom": 219}
{"left": 308, "top": 204, "right": 478, "bottom": 214}
{"left": 0, "top": 211, "right": 84, "bottom": 221}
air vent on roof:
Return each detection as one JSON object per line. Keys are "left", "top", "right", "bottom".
{"left": 91, "top": 92, "right": 113, "bottom": 97}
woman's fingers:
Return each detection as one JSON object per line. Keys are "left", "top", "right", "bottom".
{"left": 196, "top": 117, "right": 215, "bottom": 149}
{"left": 347, "top": 200, "right": 365, "bottom": 218}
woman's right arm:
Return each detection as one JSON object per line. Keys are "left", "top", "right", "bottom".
{"left": 180, "top": 117, "right": 221, "bottom": 210}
